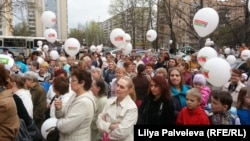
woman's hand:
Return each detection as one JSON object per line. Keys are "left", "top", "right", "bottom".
{"left": 109, "top": 123, "right": 119, "bottom": 131}
{"left": 54, "top": 98, "right": 62, "bottom": 110}
{"left": 102, "top": 114, "right": 107, "bottom": 121}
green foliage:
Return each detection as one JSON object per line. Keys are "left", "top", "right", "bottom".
{"left": 68, "top": 24, "right": 85, "bottom": 45}
{"left": 12, "top": 22, "right": 31, "bottom": 36}
{"left": 68, "top": 21, "right": 104, "bottom": 46}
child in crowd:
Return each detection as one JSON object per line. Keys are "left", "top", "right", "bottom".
{"left": 176, "top": 88, "right": 210, "bottom": 125}
{"left": 208, "top": 90, "right": 240, "bottom": 125}
{"left": 192, "top": 73, "right": 211, "bottom": 109}
{"left": 236, "top": 87, "right": 250, "bottom": 125}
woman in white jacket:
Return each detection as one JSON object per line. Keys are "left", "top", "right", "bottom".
{"left": 54, "top": 69, "right": 96, "bottom": 141}
{"left": 97, "top": 76, "right": 138, "bottom": 141}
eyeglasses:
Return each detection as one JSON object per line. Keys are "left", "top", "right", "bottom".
{"left": 71, "top": 79, "right": 78, "bottom": 83}
{"left": 231, "top": 74, "right": 240, "bottom": 77}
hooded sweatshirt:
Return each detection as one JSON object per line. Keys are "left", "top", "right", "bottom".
{"left": 176, "top": 106, "right": 210, "bottom": 125}
{"left": 200, "top": 86, "right": 211, "bottom": 108}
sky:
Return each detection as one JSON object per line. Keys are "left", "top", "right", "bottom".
{"left": 67, "top": 0, "right": 111, "bottom": 29}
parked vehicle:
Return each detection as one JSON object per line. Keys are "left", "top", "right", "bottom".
{"left": 179, "top": 46, "right": 195, "bottom": 55}
{"left": 231, "top": 59, "right": 248, "bottom": 73}
{"left": 110, "top": 48, "right": 147, "bottom": 58}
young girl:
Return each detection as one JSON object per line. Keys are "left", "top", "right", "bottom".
{"left": 236, "top": 87, "right": 250, "bottom": 125}
{"left": 192, "top": 73, "right": 211, "bottom": 109}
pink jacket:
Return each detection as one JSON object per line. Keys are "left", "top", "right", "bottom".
{"left": 200, "top": 86, "right": 211, "bottom": 108}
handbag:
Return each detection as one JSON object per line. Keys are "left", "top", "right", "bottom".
{"left": 102, "top": 132, "right": 109, "bottom": 141}
{"left": 26, "top": 119, "right": 43, "bottom": 141}
{"left": 16, "top": 119, "right": 33, "bottom": 141}
{"left": 46, "top": 126, "right": 59, "bottom": 141}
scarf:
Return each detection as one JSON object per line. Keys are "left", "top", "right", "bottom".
{"left": 171, "top": 85, "right": 189, "bottom": 108}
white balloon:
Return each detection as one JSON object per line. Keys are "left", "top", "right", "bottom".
{"left": 96, "top": 45, "right": 102, "bottom": 53}
{"left": 248, "top": 0, "right": 250, "bottom": 12}
{"left": 44, "top": 28, "right": 57, "bottom": 43}
{"left": 224, "top": 48, "right": 231, "bottom": 55}
{"left": 43, "top": 45, "right": 49, "bottom": 52}
{"left": 146, "top": 29, "right": 157, "bottom": 42}
{"left": 37, "top": 40, "right": 43, "bottom": 47}
{"left": 41, "top": 118, "right": 57, "bottom": 139}
{"left": 169, "top": 40, "right": 173, "bottom": 44}
{"left": 124, "top": 33, "right": 131, "bottom": 43}
{"left": 49, "top": 50, "right": 59, "bottom": 60}
{"left": 197, "top": 47, "right": 218, "bottom": 67}
{"left": 241, "top": 50, "right": 250, "bottom": 60}
{"left": 90, "top": 45, "right": 96, "bottom": 52}
{"left": 0, "top": 54, "right": 14, "bottom": 70}
{"left": 193, "top": 7, "right": 219, "bottom": 37}
{"left": 41, "top": 11, "right": 57, "bottom": 28}
{"left": 110, "top": 28, "right": 126, "bottom": 48}
{"left": 205, "top": 41, "right": 211, "bottom": 46}
{"left": 36, "top": 48, "right": 42, "bottom": 52}
{"left": 226, "top": 55, "right": 236, "bottom": 65}
{"left": 37, "top": 56, "right": 44, "bottom": 64}
{"left": 121, "top": 43, "right": 132, "bottom": 55}
{"left": 203, "top": 57, "right": 231, "bottom": 87}
{"left": 64, "top": 38, "right": 80, "bottom": 56}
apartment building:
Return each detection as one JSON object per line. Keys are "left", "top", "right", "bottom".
{"left": 27, "top": 0, "right": 68, "bottom": 41}
{"left": 101, "top": 7, "right": 151, "bottom": 49}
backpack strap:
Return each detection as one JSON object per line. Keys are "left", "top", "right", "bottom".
{"left": 50, "top": 95, "right": 57, "bottom": 105}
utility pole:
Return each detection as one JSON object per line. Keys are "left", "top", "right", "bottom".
{"left": 199, "top": 0, "right": 203, "bottom": 49}
{"left": 200, "top": 0, "right": 203, "bottom": 9}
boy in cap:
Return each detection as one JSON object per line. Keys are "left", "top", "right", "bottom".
{"left": 193, "top": 73, "right": 211, "bottom": 109}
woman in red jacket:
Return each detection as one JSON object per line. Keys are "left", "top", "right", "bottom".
{"left": 176, "top": 88, "right": 210, "bottom": 125}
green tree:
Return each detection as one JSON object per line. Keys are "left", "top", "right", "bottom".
{"left": 68, "top": 23, "right": 85, "bottom": 45}
{"left": 109, "top": 0, "right": 157, "bottom": 49}
{"left": 83, "top": 21, "right": 104, "bottom": 46}
{"left": 12, "top": 21, "right": 31, "bottom": 36}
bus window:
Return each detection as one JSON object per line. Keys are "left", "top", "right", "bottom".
{"left": 26, "top": 41, "right": 33, "bottom": 56}
{"left": 4, "top": 38, "right": 25, "bottom": 47}
{"left": 0, "top": 40, "right": 2, "bottom": 46}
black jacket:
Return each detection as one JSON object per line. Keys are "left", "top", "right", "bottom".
{"left": 137, "top": 94, "right": 176, "bottom": 125}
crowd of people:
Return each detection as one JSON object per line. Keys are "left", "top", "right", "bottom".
{"left": 0, "top": 43, "right": 250, "bottom": 141}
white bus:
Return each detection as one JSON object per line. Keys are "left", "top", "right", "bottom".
{"left": 0, "top": 36, "right": 48, "bottom": 57}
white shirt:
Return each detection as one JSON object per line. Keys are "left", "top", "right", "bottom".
{"left": 50, "top": 91, "right": 74, "bottom": 118}
{"left": 15, "top": 89, "right": 33, "bottom": 118}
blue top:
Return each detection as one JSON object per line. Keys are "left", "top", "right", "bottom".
{"left": 15, "top": 61, "right": 28, "bottom": 73}
{"left": 171, "top": 85, "right": 189, "bottom": 108}
{"left": 237, "top": 108, "right": 250, "bottom": 125}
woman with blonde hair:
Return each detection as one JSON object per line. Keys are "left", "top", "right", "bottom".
{"left": 38, "top": 61, "right": 52, "bottom": 83}
{"left": 168, "top": 67, "right": 189, "bottom": 119}
{"left": 97, "top": 76, "right": 137, "bottom": 141}
{"left": 109, "top": 67, "right": 126, "bottom": 97}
